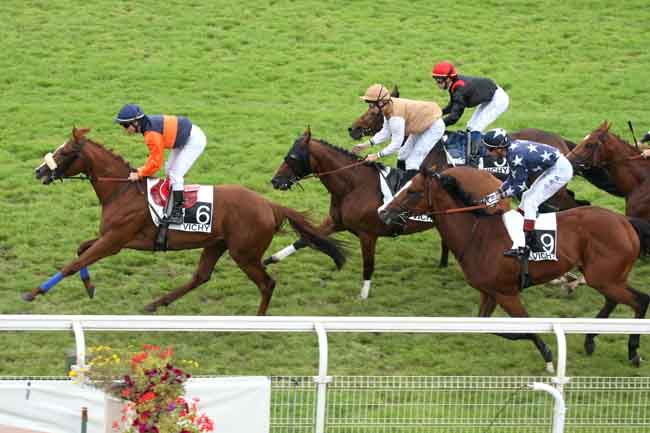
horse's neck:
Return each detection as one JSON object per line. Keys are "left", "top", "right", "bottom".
{"left": 84, "top": 143, "right": 133, "bottom": 204}
{"left": 605, "top": 137, "right": 646, "bottom": 194}
{"left": 312, "top": 147, "right": 369, "bottom": 195}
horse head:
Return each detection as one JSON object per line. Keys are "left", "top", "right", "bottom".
{"left": 379, "top": 166, "right": 437, "bottom": 226}
{"left": 35, "top": 127, "right": 92, "bottom": 185}
{"left": 570, "top": 121, "right": 629, "bottom": 170}
{"left": 271, "top": 128, "right": 313, "bottom": 190}
{"left": 348, "top": 85, "right": 400, "bottom": 140}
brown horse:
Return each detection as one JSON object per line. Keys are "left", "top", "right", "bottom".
{"left": 268, "top": 128, "right": 509, "bottom": 299}
{"left": 569, "top": 121, "right": 650, "bottom": 219}
{"left": 379, "top": 166, "right": 650, "bottom": 369}
{"left": 26, "top": 127, "right": 346, "bottom": 315}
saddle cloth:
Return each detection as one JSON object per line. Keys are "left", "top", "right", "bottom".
{"left": 503, "top": 210, "right": 558, "bottom": 261}
{"left": 147, "top": 178, "right": 214, "bottom": 233}
{"left": 377, "top": 167, "right": 433, "bottom": 223}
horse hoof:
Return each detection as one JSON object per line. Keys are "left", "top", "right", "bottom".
{"left": 545, "top": 362, "right": 555, "bottom": 374}
{"left": 85, "top": 285, "right": 96, "bottom": 299}
{"left": 143, "top": 304, "right": 157, "bottom": 313}
{"left": 630, "top": 354, "right": 643, "bottom": 367}
{"left": 21, "top": 292, "right": 35, "bottom": 302}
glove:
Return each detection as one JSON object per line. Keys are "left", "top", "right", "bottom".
{"left": 352, "top": 141, "right": 371, "bottom": 155}
{"left": 482, "top": 191, "right": 501, "bottom": 207}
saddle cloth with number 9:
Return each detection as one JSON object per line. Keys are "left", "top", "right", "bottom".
{"left": 528, "top": 213, "right": 558, "bottom": 261}
{"left": 146, "top": 178, "right": 214, "bottom": 233}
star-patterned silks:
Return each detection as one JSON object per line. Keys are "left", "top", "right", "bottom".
{"left": 498, "top": 140, "right": 561, "bottom": 197}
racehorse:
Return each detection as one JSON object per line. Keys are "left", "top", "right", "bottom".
{"left": 26, "top": 127, "right": 346, "bottom": 315}
{"left": 268, "top": 128, "right": 509, "bottom": 299}
{"left": 569, "top": 121, "right": 650, "bottom": 219}
{"left": 378, "top": 166, "right": 650, "bottom": 370}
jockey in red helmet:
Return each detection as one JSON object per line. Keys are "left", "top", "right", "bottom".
{"left": 432, "top": 61, "right": 510, "bottom": 159}
{"left": 115, "top": 104, "right": 207, "bottom": 225}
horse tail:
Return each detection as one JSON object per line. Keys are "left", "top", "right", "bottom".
{"left": 271, "top": 204, "right": 347, "bottom": 269}
{"left": 628, "top": 217, "right": 650, "bottom": 257}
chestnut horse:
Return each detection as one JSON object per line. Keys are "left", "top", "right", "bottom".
{"left": 26, "top": 127, "right": 346, "bottom": 315}
{"left": 379, "top": 166, "right": 650, "bottom": 369}
{"left": 268, "top": 128, "right": 509, "bottom": 299}
{"left": 569, "top": 121, "right": 650, "bottom": 219}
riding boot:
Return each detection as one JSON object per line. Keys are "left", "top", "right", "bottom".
{"left": 165, "top": 190, "right": 185, "bottom": 225}
{"left": 467, "top": 130, "right": 482, "bottom": 165}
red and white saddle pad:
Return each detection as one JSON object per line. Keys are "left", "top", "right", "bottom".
{"left": 146, "top": 178, "right": 214, "bottom": 233}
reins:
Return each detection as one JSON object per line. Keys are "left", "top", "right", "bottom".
{"left": 301, "top": 159, "right": 369, "bottom": 180}
{"left": 426, "top": 203, "right": 488, "bottom": 215}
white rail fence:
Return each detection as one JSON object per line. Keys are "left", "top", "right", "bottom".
{"left": 1, "top": 315, "right": 649, "bottom": 433}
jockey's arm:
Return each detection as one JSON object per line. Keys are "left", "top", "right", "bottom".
{"left": 442, "top": 92, "right": 466, "bottom": 127}
{"left": 499, "top": 166, "right": 528, "bottom": 198}
{"left": 377, "top": 117, "right": 406, "bottom": 158}
{"left": 137, "top": 132, "right": 165, "bottom": 177}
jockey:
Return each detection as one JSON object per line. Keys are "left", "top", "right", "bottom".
{"left": 432, "top": 61, "right": 510, "bottom": 160}
{"left": 115, "top": 103, "right": 207, "bottom": 225}
{"left": 352, "top": 83, "right": 446, "bottom": 180}
{"left": 479, "top": 128, "right": 573, "bottom": 257}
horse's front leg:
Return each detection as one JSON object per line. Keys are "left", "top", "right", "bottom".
{"left": 358, "top": 232, "right": 377, "bottom": 299}
{"left": 77, "top": 238, "right": 97, "bottom": 298}
{"left": 22, "top": 234, "right": 127, "bottom": 302}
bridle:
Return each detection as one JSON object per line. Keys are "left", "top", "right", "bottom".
{"left": 568, "top": 132, "right": 643, "bottom": 170}
{"left": 279, "top": 139, "right": 368, "bottom": 188}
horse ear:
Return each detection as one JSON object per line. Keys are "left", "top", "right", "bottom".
{"left": 600, "top": 120, "right": 610, "bottom": 131}
{"left": 303, "top": 126, "right": 312, "bottom": 141}
{"left": 391, "top": 85, "right": 400, "bottom": 98}
{"left": 73, "top": 127, "right": 91, "bottom": 140}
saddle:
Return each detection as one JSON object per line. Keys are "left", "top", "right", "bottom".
{"left": 150, "top": 178, "right": 200, "bottom": 208}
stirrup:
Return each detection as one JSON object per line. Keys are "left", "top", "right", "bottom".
{"left": 166, "top": 208, "right": 184, "bottom": 225}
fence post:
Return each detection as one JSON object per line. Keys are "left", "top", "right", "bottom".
{"left": 313, "top": 322, "right": 331, "bottom": 433}
{"left": 530, "top": 382, "right": 566, "bottom": 433}
{"left": 552, "top": 324, "right": 569, "bottom": 393}
{"left": 72, "top": 320, "right": 86, "bottom": 373}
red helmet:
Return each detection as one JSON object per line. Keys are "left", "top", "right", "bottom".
{"left": 432, "top": 61, "right": 457, "bottom": 79}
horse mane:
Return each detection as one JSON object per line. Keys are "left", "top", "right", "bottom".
{"left": 438, "top": 174, "right": 493, "bottom": 216}
{"left": 312, "top": 137, "right": 387, "bottom": 170}
{"left": 86, "top": 138, "right": 136, "bottom": 170}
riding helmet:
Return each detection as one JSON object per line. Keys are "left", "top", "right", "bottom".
{"left": 482, "top": 128, "right": 512, "bottom": 149}
{"left": 115, "top": 104, "right": 145, "bottom": 123}
{"left": 360, "top": 84, "right": 391, "bottom": 103}
{"left": 432, "top": 61, "right": 458, "bottom": 79}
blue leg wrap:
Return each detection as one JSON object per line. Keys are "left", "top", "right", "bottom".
{"left": 40, "top": 272, "right": 64, "bottom": 293}
{"left": 80, "top": 267, "right": 90, "bottom": 281}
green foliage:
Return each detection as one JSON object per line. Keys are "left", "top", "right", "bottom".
{"left": 1, "top": 0, "right": 649, "bottom": 378}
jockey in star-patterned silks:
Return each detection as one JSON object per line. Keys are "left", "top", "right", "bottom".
{"left": 479, "top": 128, "right": 574, "bottom": 257}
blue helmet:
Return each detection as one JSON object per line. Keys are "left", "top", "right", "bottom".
{"left": 482, "top": 128, "right": 512, "bottom": 149}
{"left": 115, "top": 104, "right": 145, "bottom": 123}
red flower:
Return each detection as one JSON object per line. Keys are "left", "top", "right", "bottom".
{"left": 158, "top": 346, "right": 173, "bottom": 359}
{"left": 131, "top": 352, "right": 148, "bottom": 365}
{"left": 121, "top": 387, "right": 132, "bottom": 398}
{"left": 138, "top": 391, "right": 156, "bottom": 404}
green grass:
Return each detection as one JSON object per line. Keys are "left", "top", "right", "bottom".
{"left": 1, "top": 0, "right": 650, "bottom": 378}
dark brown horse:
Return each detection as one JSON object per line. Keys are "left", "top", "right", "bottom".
{"left": 569, "top": 121, "right": 650, "bottom": 219}
{"left": 268, "top": 128, "right": 509, "bottom": 299}
{"left": 379, "top": 166, "right": 650, "bottom": 369}
{"left": 26, "top": 127, "right": 346, "bottom": 315}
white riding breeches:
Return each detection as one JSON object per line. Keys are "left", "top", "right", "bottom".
{"left": 520, "top": 155, "right": 573, "bottom": 221}
{"left": 466, "top": 86, "right": 510, "bottom": 132}
{"left": 166, "top": 125, "right": 207, "bottom": 191}
{"left": 401, "top": 118, "right": 445, "bottom": 170}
